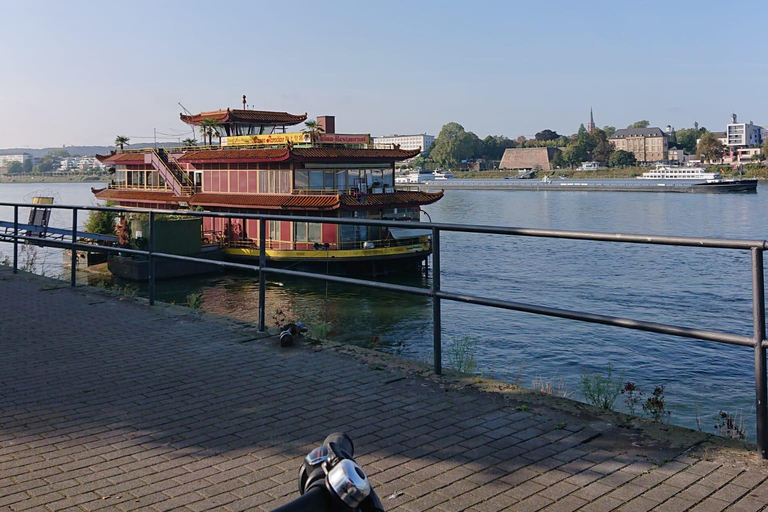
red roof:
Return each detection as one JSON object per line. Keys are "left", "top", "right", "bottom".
{"left": 94, "top": 187, "right": 443, "bottom": 211}
{"left": 340, "top": 191, "right": 443, "bottom": 209}
{"left": 178, "top": 148, "right": 289, "bottom": 163}
{"left": 291, "top": 147, "right": 421, "bottom": 161}
{"left": 191, "top": 193, "right": 339, "bottom": 210}
{"left": 180, "top": 109, "right": 307, "bottom": 126}
{"left": 96, "top": 152, "right": 146, "bottom": 164}
{"left": 93, "top": 188, "right": 176, "bottom": 203}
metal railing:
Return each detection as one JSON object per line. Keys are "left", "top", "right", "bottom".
{"left": 0, "top": 200, "right": 766, "bottom": 458}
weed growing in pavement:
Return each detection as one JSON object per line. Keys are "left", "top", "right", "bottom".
{"left": 621, "top": 382, "right": 644, "bottom": 416}
{"left": 1, "top": 255, "right": 10, "bottom": 266}
{"left": 580, "top": 364, "right": 623, "bottom": 410}
{"left": 714, "top": 410, "right": 746, "bottom": 440}
{"left": 514, "top": 405, "right": 531, "bottom": 413}
{"left": 307, "top": 320, "right": 332, "bottom": 341}
{"left": 642, "top": 385, "right": 671, "bottom": 423}
{"left": 446, "top": 335, "right": 479, "bottom": 374}
{"left": 185, "top": 292, "right": 203, "bottom": 309}
{"left": 532, "top": 375, "right": 570, "bottom": 398}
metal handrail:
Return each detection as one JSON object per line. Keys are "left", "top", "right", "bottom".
{"left": 0, "top": 200, "right": 766, "bottom": 458}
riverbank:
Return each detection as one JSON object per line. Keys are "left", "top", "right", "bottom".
{"left": 453, "top": 165, "right": 768, "bottom": 180}
{"left": 0, "top": 174, "right": 106, "bottom": 183}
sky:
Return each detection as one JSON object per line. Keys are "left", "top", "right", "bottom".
{"left": 1, "top": 0, "right": 766, "bottom": 148}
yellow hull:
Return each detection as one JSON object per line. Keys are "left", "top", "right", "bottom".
{"left": 224, "top": 242, "right": 430, "bottom": 261}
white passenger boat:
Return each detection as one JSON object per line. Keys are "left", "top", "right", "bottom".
{"left": 432, "top": 170, "right": 454, "bottom": 180}
{"left": 638, "top": 164, "right": 721, "bottom": 180}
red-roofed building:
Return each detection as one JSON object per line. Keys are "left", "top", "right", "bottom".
{"left": 94, "top": 104, "right": 442, "bottom": 274}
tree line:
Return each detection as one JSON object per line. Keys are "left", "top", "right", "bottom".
{"left": 419, "top": 120, "right": 765, "bottom": 170}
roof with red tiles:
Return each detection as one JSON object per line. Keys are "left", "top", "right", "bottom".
{"left": 93, "top": 188, "right": 443, "bottom": 210}
{"left": 190, "top": 193, "right": 339, "bottom": 210}
{"left": 96, "top": 153, "right": 147, "bottom": 164}
{"left": 93, "top": 188, "right": 176, "bottom": 203}
{"left": 180, "top": 109, "right": 307, "bottom": 126}
{"left": 340, "top": 191, "right": 444, "bottom": 209}
{"left": 177, "top": 148, "right": 290, "bottom": 163}
{"left": 290, "top": 147, "right": 421, "bottom": 161}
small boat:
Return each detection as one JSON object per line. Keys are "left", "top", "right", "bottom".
{"left": 432, "top": 170, "right": 454, "bottom": 180}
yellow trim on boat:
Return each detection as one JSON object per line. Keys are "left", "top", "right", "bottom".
{"left": 224, "top": 242, "right": 430, "bottom": 260}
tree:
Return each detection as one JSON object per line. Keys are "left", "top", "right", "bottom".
{"left": 763, "top": 139, "right": 768, "bottom": 162}
{"left": 589, "top": 129, "right": 614, "bottom": 164}
{"left": 675, "top": 127, "right": 707, "bottom": 154}
{"left": 516, "top": 135, "right": 527, "bottom": 145}
{"left": 22, "top": 159, "right": 32, "bottom": 173}
{"left": 562, "top": 143, "right": 589, "bottom": 168}
{"left": 114, "top": 135, "right": 130, "bottom": 151}
{"left": 32, "top": 161, "right": 53, "bottom": 174}
{"left": 609, "top": 150, "right": 637, "bottom": 167}
{"left": 301, "top": 119, "right": 325, "bottom": 139}
{"left": 85, "top": 202, "right": 117, "bottom": 235}
{"left": 6, "top": 161, "right": 23, "bottom": 174}
{"left": 535, "top": 129, "right": 560, "bottom": 141}
{"left": 430, "top": 122, "right": 481, "bottom": 168}
{"left": 603, "top": 126, "right": 616, "bottom": 137}
{"left": 577, "top": 123, "right": 588, "bottom": 142}
{"left": 182, "top": 138, "right": 198, "bottom": 147}
{"left": 627, "top": 120, "right": 650, "bottom": 129}
{"left": 481, "top": 135, "right": 516, "bottom": 160}
{"left": 199, "top": 119, "right": 221, "bottom": 146}
{"left": 697, "top": 132, "right": 724, "bottom": 163}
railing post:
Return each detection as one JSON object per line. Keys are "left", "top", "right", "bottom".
{"left": 12, "top": 205, "right": 18, "bottom": 273}
{"left": 752, "top": 247, "right": 767, "bottom": 459}
{"left": 432, "top": 227, "right": 442, "bottom": 375}
{"left": 70, "top": 209, "right": 77, "bottom": 287}
{"left": 258, "top": 217, "right": 266, "bottom": 332}
{"left": 148, "top": 211, "right": 156, "bottom": 306}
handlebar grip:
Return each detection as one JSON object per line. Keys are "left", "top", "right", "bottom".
{"left": 361, "top": 488, "right": 386, "bottom": 512}
{"left": 271, "top": 486, "right": 330, "bottom": 512}
{"left": 323, "top": 432, "right": 354, "bottom": 458}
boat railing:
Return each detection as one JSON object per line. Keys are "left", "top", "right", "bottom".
{"left": 1, "top": 200, "right": 767, "bottom": 459}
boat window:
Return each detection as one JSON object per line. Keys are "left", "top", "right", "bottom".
{"left": 309, "top": 171, "right": 323, "bottom": 189}
{"left": 382, "top": 168, "right": 394, "bottom": 186}
{"left": 294, "top": 221, "right": 306, "bottom": 242}
{"left": 308, "top": 223, "right": 322, "bottom": 242}
{"left": 295, "top": 170, "right": 308, "bottom": 189}
{"left": 336, "top": 170, "right": 347, "bottom": 191}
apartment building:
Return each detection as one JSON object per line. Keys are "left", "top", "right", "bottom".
{"left": 373, "top": 134, "right": 435, "bottom": 155}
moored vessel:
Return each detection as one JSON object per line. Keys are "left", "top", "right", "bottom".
{"left": 94, "top": 103, "right": 442, "bottom": 275}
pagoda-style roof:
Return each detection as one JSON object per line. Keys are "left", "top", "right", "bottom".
{"left": 180, "top": 109, "right": 308, "bottom": 126}
{"left": 290, "top": 147, "right": 421, "bottom": 161}
{"left": 96, "top": 152, "right": 146, "bottom": 164}
{"left": 177, "top": 147, "right": 421, "bottom": 163}
{"left": 339, "top": 190, "right": 443, "bottom": 209}
{"left": 93, "top": 188, "right": 444, "bottom": 211}
{"left": 177, "top": 148, "right": 290, "bottom": 163}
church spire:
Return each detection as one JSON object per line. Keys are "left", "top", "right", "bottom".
{"left": 587, "top": 107, "right": 596, "bottom": 132}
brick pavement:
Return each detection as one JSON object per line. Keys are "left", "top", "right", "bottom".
{"left": 1, "top": 267, "right": 767, "bottom": 511}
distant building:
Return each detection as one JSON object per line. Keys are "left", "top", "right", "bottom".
{"left": 609, "top": 127, "right": 668, "bottom": 163}
{"left": 668, "top": 147, "right": 685, "bottom": 163}
{"left": 0, "top": 153, "right": 33, "bottom": 174}
{"left": 499, "top": 147, "right": 561, "bottom": 171}
{"left": 725, "top": 113, "right": 764, "bottom": 148}
{"left": 373, "top": 134, "right": 434, "bottom": 155}
{"left": 586, "top": 107, "right": 596, "bottom": 132}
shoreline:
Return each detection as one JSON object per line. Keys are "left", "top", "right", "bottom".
{"left": 0, "top": 175, "right": 107, "bottom": 184}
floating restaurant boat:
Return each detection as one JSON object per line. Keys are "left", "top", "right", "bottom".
{"left": 94, "top": 103, "right": 443, "bottom": 275}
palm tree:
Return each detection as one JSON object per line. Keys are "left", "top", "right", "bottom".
{"left": 301, "top": 119, "right": 325, "bottom": 141}
{"left": 199, "top": 118, "right": 221, "bottom": 146}
{"left": 114, "top": 135, "right": 130, "bottom": 151}
{"left": 182, "top": 138, "right": 198, "bottom": 148}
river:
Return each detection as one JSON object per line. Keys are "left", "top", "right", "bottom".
{"left": 1, "top": 181, "right": 766, "bottom": 438}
